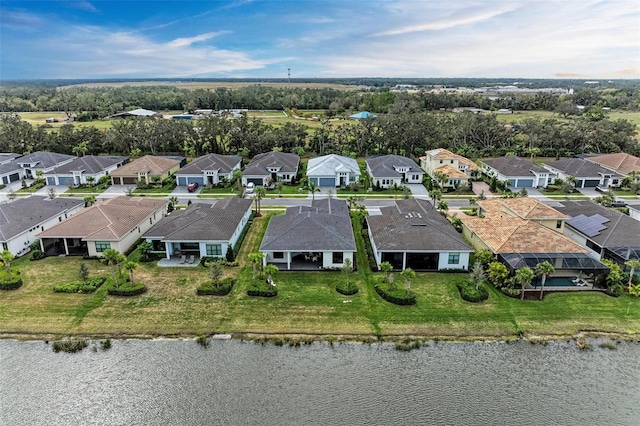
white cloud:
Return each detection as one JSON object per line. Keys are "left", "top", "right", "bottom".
{"left": 166, "top": 32, "right": 228, "bottom": 48}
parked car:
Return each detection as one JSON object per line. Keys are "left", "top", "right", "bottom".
{"left": 187, "top": 182, "right": 199, "bottom": 192}
{"left": 595, "top": 185, "right": 609, "bottom": 193}
{"left": 245, "top": 182, "right": 255, "bottom": 194}
{"left": 611, "top": 199, "right": 627, "bottom": 208}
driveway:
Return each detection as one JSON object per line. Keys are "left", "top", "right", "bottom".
{"left": 171, "top": 185, "right": 201, "bottom": 195}
{"left": 407, "top": 183, "right": 429, "bottom": 199}
{"left": 99, "top": 184, "right": 135, "bottom": 199}
{"left": 577, "top": 188, "right": 600, "bottom": 199}
{"left": 472, "top": 181, "right": 493, "bottom": 198}
{"left": 35, "top": 185, "right": 68, "bottom": 197}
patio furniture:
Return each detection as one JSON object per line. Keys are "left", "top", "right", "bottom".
{"left": 312, "top": 256, "right": 318, "bottom": 262}
{"left": 179, "top": 255, "right": 186, "bottom": 264}
{"left": 188, "top": 255, "right": 195, "bottom": 264}
{"left": 576, "top": 280, "right": 587, "bottom": 287}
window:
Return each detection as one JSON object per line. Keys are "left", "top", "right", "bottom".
{"left": 448, "top": 252, "right": 460, "bottom": 265}
{"left": 332, "top": 252, "right": 343, "bottom": 264}
{"left": 273, "top": 252, "right": 284, "bottom": 259}
{"left": 439, "top": 160, "right": 443, "bottom": 164}
{"left": 206, "top": 244, "right": 222, "bottom": 256}
{"left": 556, "top": 220, "right": 562, "bottom": 229}
{"left": 95, "top": 241, "right": 111, "bottom": 253}
{"left": 150, "top": 217, "right": 153, "bottom": 225}
{"left": 2, "top": 243, "right": 8, "bottom": 251}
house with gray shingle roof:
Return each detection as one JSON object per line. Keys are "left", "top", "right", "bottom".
{"left": 367, "top": 199, "right": 472, "bottom": 271}
{"left": 242, "top": 151, "right": 300, "bottom": 187}
{"left": 143, "top": 198, "right": 252, "bottom": 262}
{"left": 481, "top": 156, "right": 551, "bottom": 188}
{"left": 37, "top": 196, "right": 168, "bottom": 257}
{"left": 0, "top": 196, "right": 84, "bottom": 256}
{"left": 260, "top": 198, "right": 355, "bottom": 270}
{"left": 15, "top": 151, "right": 76, "bottom": 179}
{"left": 44, "top": 155, "right": 128, "bottom": 187}
{"left": 543, "top": 158, "right": 622, "bottom": 189}
{"left": 366, "top": 155, "right": 423, "bottom": 189}
{"left": 306, "top": 154, "right": 360, "bottom": 187}
{"left": 175, "top": 154, "right": 242, "bottom": 187}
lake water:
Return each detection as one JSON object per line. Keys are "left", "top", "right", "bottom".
{"left": 1, "top": 338, "right": 639, "bottom": 425}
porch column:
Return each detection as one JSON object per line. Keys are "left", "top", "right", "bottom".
{"left": 262, "top": 255, "right": 267, "bottom": 267}
{"left": 402, "top": 253, "right": 407, "bottom": 270}
{"left": 165, "top": 242, "right": 171, "bottom": 259}
{"left": 63, "top": 238, "right": 69, "bottom": 255}
{"left": 287, "top": 252, "right": 291, "bottom": 270}
{"left": 40, "top": 239, "right": 44, "bottom": 252}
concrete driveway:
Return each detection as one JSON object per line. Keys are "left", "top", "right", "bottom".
{"left": 407, "top": 183, "right": 429, "bottom": 199}
{"left": 99, "top": 185, "right": 135, "bottom": 199}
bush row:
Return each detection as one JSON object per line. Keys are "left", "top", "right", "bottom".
{"left": 456, "top": 280, "right": 489, "bottom": 303}
{"left": 106, "top": 280, "right": 147, "bottom": 296}
{"left": 233, "top": 212, "right": 255, "bottom": 257}
{"left": 200, "top": 257, "right": 239, "bottom": 268}
{"left": 197, "top": 278, "right": 236, "bottom": 296}
{"left": 374, "top": 282, "right": 416, "bottom": 305}
{"left": 336, "top": 281, "right": 359, "bottom": 296}
{"left": 53, "top": 277, "right": 106, "bottom": 294}
{"left": 247, "top": 280, "right": 278, "bottom": 297}
{"left": 52, "top": 340, "right": 88, "bottom": 353}
{"left": 0, "top": 271, "right": 23, "bottom": 290}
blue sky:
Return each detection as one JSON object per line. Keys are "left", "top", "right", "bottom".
{"left": 1, "top": 0, "right": 638, "bottom": 80}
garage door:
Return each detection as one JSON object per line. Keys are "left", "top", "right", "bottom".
{"left": 319, "top": 177, "right": 335, "bottom": 187}
{"left": 187, "top": 177, "right": 205, "bottom": 185}
{"left": 247, "top": 178, "right": 263, "bottom": 185}
{"left": 177, "top": 176, "right": 188, "bottom": 186}
{"left": 516, "top": 179, "right": 534, "bottom": 188}
{"left": 122, "top": 177, "right": 137, "bottom": 185}
{"left": 8, "top": 173, "right": 19, "bottom": 183}
{"left": 47, "top": 177, "right": 56, "bottom": 185}
{"left": 583, "top": 179, "right": 599, "bottom": 188}
{"left": 58, "top": 177, "right": 73, "bottom": 186}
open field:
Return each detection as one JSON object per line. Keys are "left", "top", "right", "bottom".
{"left": 3, "top": 212, "right": 640, "bottom": 340}
{"left": 58, "top": 81, "right": 361, "bottom": 91}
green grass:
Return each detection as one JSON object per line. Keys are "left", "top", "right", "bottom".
{"left": 64, "top": 184, "right": 110, "bottom": 194}
{"left": 133, "top": 183, "right": 176, "bottom": 194}
{"left": 199, "top": 186, "right": 237, "bottom": 194}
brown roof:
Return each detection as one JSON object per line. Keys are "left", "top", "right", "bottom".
{"left": 38, "top": 196, "right": 167, "bottom": 241}
{"left": 434, "top": 164, "right": 469, "bottom": 179}
{"left": 110, "top": 155, "right": 179, "bottom": 177}
{"left": 479, "top": 198, "right": 568, "bottom": 220}
{"left": 425, "top": 148, "right": 479, "bottom": 170}
{"left": 586, "top": 153, "right": 640, "bottom": 175}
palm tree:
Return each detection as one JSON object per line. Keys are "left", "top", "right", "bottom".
{"left": 253, "top": 186, "right": 266, "bottom": 214}
{"left": 428, "top": 189, "right": 442, "bottom": 205}
{"left": 248, "top": 252, "right": 265, "bottom": 281}
{"left": 534, "top": 261, "right": 555, "bottom": 300}
{"left": 232, "top": 168, "right": 243, "bottom": 191}
{"left": 123, "top": 261, "right": 138, "bottom": 283}
{"left": 0, "top": 250, "right": 15, "bottom": 275}
{"left": 83, "top": 195, "right": 96, "bottom": 207}
{"left": 307, "top": 180, "right": 321, "bottom": 201}
{"left": 401, "top": 268, "right": 416, "bottom": 294}
{"left": 379, "top": 261, "right": 393, "bottom": 283}
{"left": 275, "top": 181, "right": 284, "bottom": 197}
{"left": 102, "top": 249, "right": 122, "bottom": 287}
{"left": 436, "top": 200, "right": 449, "bottom": 216}
{"left": 433, "top": 171, "right": 449, "bottom": 190}
{"left": 264, "top": 264, "right": 279, "bottom": 285}
{"left": 342, "top": 258, "right": 352, "bottom": 284}
{"left": 515, "top": 267, "right": 535, "bottom": 300}
{"left": 72, "top": 141, "right": 88, "bottom": 157}
{"left": 625, "top": 260, "right": 640, "bottom": 290}
{"left": 168, "top": 196, "right": 178, "bottom": 213}
{"left": 85, "top": 176, "right": 95, "bottom": 187}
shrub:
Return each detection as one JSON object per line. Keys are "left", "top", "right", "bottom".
{"left": 233, "top": 212, "right": 255, "bottom": 256}
{"left": 336, "top": 281, "right": 359, "bottom": 295}
{"left": 106, "top": 279, "right": 146, "bottom": 296}
{"left": 200, "top": 257, "right": 239, "bottom": 267}
{"left": 0, "top": 270, "right": 22, "bottom": 290}
{"left": 197, "top": 277, "right": 236, "bottom": 296}
{"left": 374, "top": 280, "right": 416, "bottom": 305}
{"left": 247, "top": 280, "right": 278, "bottom": 297}
{"left": 196, "top": 335, "right": 210, "bottom": 348}
{"left": 456, "top": 280, "right": 489, "bottom": 302}
{"left": 53, "top": 277, "right": 106, "bottom": 293}
{"left": 395, "top": 340, "right": 421, "bottom": 351}
{"left": 501, "top": 287, "right": 521, "bottom": 298}
{"left": 30, "top": 249, "right": 46, "bottom": 261}
{"left": 100, "top": 339, "right": 112, "bottom": 350}
{"left": 52, "top": 340, "right": 88, "bottom": 353}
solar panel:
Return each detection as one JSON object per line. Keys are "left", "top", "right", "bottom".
{"left": 566, "top": 214, "right": 610, "bottom": 237}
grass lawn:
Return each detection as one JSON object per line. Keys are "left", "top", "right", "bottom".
{"left": 64, "top": 184, "right": 110, "bottom": 195}
{"left": 3, "top": 212, "right": 640, "bottom": 339}
{"left": 199, "top": 186, "right": 238, "bottom": 194}
{"left": 132, "top": 183, "right": 176, "bottom": 194}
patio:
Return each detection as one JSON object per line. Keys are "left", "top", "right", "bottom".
{"left": 157, "top": 255, "right": 201, "bottom": 267}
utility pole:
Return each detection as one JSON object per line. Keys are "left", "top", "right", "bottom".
{"left": 288, "top": 68, "right": 291, "bottom": 88}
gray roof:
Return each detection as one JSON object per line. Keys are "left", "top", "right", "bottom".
{"left": 0, "top": 196, "right": 84, "bottom": 241}
{"left": 0, "top": 153, "right": 21, "bottom": 164}
{"left": 552, "top": 200, "right": 640, "bottom": 258}
{"left": 367, "top": 199, "right": 471, "bottom": 252}
{"left": 260, "top": 198, "right": 355, "bottom": 251}
{"left": 543, "top": 158, "right": 621, "bottom": 178}
{"left": 16, "top": 151, "right": 75, "bottom": 169}
{"left": 143, "top": 198, "right": 251, "bottom": 241}
{"left": 307, "top": 154, "right": 360, "bottom": 177}
{"left": 0, "top": 161, "right": 21, "bottom": 177}
{"left": 44, "top": 155, "right": 127, "bottom": 175}
{"left": 366, "top": 155, "right": 423, "bottom": 179}
{"left": 176, "top": 154, "right": 241, "bottom": 175}
{"left": 243, "top": 151, "right": 300, "bottom": 176}
{"left": 483, "top": 156, "right": 547, "bottom": 176}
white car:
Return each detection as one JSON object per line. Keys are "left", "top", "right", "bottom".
{"left": 245, "top": 182, "right": 255, "bottom": 194}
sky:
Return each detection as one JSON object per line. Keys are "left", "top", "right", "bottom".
{"left": 1, "top": 0, "right": 639, "bottom": 80}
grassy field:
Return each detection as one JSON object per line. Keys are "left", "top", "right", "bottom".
{"left": 2, "top": 211, "right": 640, "bottom": 341}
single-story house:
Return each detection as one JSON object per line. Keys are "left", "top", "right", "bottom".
{"left": 37, "top": 197, "right": 168, "bottom": 257}
{"left": 175, "top": 154, "right": 242, "bottom": 187}
{"left": 481, "top": 156, "right": 551, "bottom": 188}
{"left": 15, "top": 151, "right": 76, "bottom": 179}
{"left": 460, "top": 198, "right": 608, "bottom": 277}
{"left": 366, "top": 155, "right": 424, "bottom": 188}
{"left": 0, "top": 162, "right": 22, "bottom": 186}
{"left": 242, "top": 151, "right": 300, "bottom": 186}
{"left": 260, "top": 198, "right": 356, "bottom": 270}
{"left": 585, "top": 153, "right": 640, "bottom": 176}
{"left": 44, "top": 155, "right": 128, "bottom": 187}
{"left": 0, "top": 196, "right": 84, "bottom": 256}
{"left": 110, "top": 155, "right": 181, "bottom": 185}
{"left": 419, "top": 148, "right": 479, "bottom": 189}
{"left": 543, "top": 158, "right": 622, "bottom": 188}
{"left": 108, "top": 108, "right": 163, "bottom": 119}
{"left": 366, "top": 199, "right": 472, "bottom": 271}
{"left": 143, "top": 198, "right": 252, "bottom": 262}
{"left": 0, "top": 153, "right": 21, "bottom": 165}
{"left": 306, "top": 154, "right": 360, "bottom": 187}
{"left": 552, "top": 200, "right": 640, "bottom": 265}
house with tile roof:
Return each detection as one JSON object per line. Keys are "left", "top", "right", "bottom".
{"left": 44, "top": 155, "right": 128, "bottom": 187}
{"left": 0, "top": 196, "right": 84, "bottom": 256}
{"left": 15, "top": 151, "right": 76, "bottom": 179}
{"left": 37, "top": 196, "right": 168, "bottom": 257}
{"left": 552, "top": 200, "right": 640, "bottom": 265}
{"left": 306, "top": 154, "right": 360, "bottom": 187}
{"left": 110, "top": 155, "right": 181, "bottom": 185}
{"left": 366, "top": 155, "right": 423, "bottom": 189}
{"left": 143, "top": 198, "right": 252, "bottom": 262}
{"left": 481, "top": 156, "right": 551, "bottom": 188}
{"left": 260, "top": 198, "right": 356, "bottom": 270}
{"left": 366, "top": 199, "right": 472, "bottom": 271}
{"left": 543, "top": 158, "right": 622, "bottom": 189}
{"left": 460, "top": 198, "right": 608, "bottom": 276}
{"left": 420, "top": 148, "right": 478, "bottom": 189}
{"left": 242, "top": 151, "right": 300, "bottom": 187}
{"left": 585, "top": 153, "right": 640, "bottom": 176}
{"left": 176, "top": 154, "right": 242, "bottom": 187}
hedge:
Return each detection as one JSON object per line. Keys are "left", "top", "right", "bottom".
{"left": 0, "top": 270, "right": 23, "bottom": 291}
{"left": 53, "top": 277, "right": 106, "bottom": 294}
{"left": 30, "top": 249, "right": 46, "bottom": 261}
{"left": 200, "top": 257, "right": 239, "bottom": 268}
{"left": 233, "top": 211, "right": 255, "bottom": 257}
{"left": 197, "top": 278, "right": 236, "bottom": 296}
{"left": 456, "top": 280, "right": 489, "bottom": 303}
{"left": 106, "top": 279, "right": 147, "bottom": 296}
{"left": 336, "top": 281, "right": 359, "bottom": 296}
{"left": 374, "top": 281, "right": 416, "bottom": 305}
{"left": 247, "top": 280, "right": 278, "bottom": 297}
